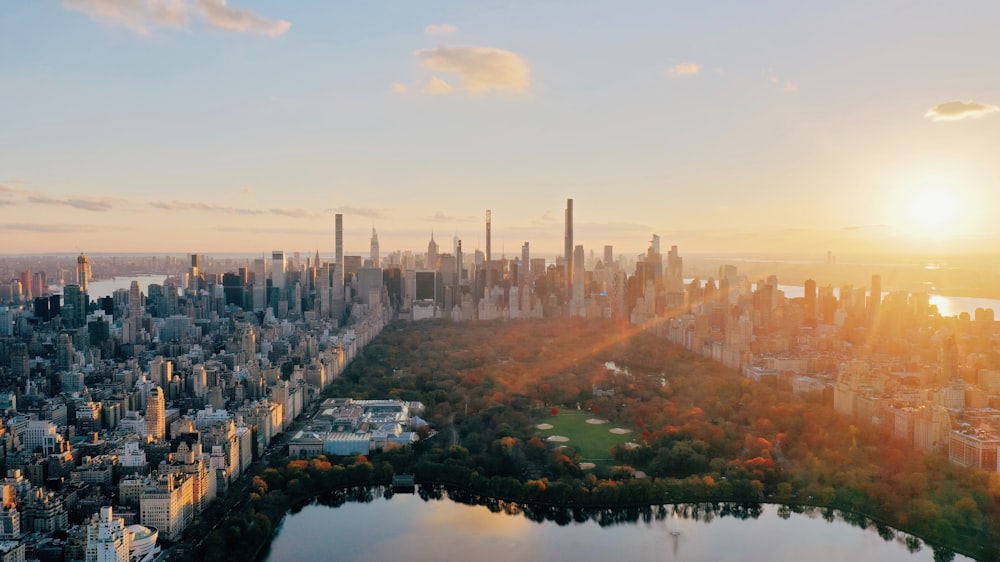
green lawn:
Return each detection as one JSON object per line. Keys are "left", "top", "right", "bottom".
{"left": 535, "top": 412, "right": 634, "bottom": 461}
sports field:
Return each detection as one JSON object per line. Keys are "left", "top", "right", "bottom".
{"left": 535, "top": 412, "right": 634, "bottom": 461}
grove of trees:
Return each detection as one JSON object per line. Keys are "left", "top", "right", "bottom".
{"left": 191, "top": 317, "right": 1000, "bottom": 561}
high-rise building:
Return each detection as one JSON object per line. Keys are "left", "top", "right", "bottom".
{"left": 869, "top": 274, "right": 882, "bottom": 328}
{"left": 187, "top": 254, "right": 201, "bottom": 292}
{"left": 427, "top": 232, "right": 439, "bottom": 271}
{"left": 666, "top": 245, "right": 683, "bottom": 287}
{"left": 85, "top": 506, "right": 131, "bottom": 562}
{"left": 139, "top": 473, "right": 194, "bottom": 542}
{"left": 149, "top": 357, "right": 172, "bottom": 388}
{"left": 18, "top": 271, "right": 32, "bottom": 300}
{"left": 456, "top": 240, "right": 464, "bottom": 284}
{"left": 0, "top": 485, "right": 20, "bottom": 541}
{"left": 804, "top": 279, "right": 817, "bottom": 321}
{"left": 252, "top": 258, "right": 267, "bottom": 311}
{"left": 485, "top": 210, "right": 492, "bottom": 274}
{"left": 63, "top": 284, "right": 87, "bottom": 327}
{"left": 603, "top": 245, "right": 613, "bottom": 271}
{"left": 77, "top": 254, "right": 91, "bottom": 294}
{"left": 564, "top": 199, "right": 573, "bottom": 294}
{"left": 573, "top": 244, "right": 585, "bottom": 315}
{"left": 369, "top": 227, "right": 380, "bottom": 268}
{"left": 335, "top": 214, "right": 344, "bottom": 271}
{"left": 128, "top": 281, "right": 142, "bottom": 318}
{"left": 57, "top": 333, "right": 74, "bottom": 372}
{"left": 32, "top": 271, "right": 46, "bottom": 299}
{"left": 520, "top": 242, "right": 530, "bottom": 285}
{"left": 271, "top": 251, "right": 286, "bottom": 292}
{"left": 146, "top": 387, "right": 165, "bottom": 441}
{"left": 0, "top": 307, "right": 12, "bottom": 337}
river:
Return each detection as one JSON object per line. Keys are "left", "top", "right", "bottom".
{"left": 684, "top": 278, "right": 1000, "bottom": 319}
{"left": 51, "top": 275, "right": 175, "bottom": 299}
{"left": 263, "top": 489, "right": 971, "bottom": 562}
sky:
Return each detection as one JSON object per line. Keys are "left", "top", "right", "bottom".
{"left": 1, "top": 0, "right": 999, "bottom": 258}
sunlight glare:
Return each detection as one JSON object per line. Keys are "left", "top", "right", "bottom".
{"left": 906, "top": 189, "right": 960, "bottom": 231}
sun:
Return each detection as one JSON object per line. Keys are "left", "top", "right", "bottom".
{"left": 906, "top": 189, "right": 960, "bottom": 231}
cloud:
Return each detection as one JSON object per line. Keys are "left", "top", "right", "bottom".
{"left": 925, "top": 100, "right": 999, "bottom": 122}
{"left": 150, "top": 200, "right": 323, "bottom": 218}
{"left": 269, "top": 208, "right": 322, "bottom": 219}
{"left": 213, "top": 226, "right": 334, "bottom": 236}
{"left": 422, "top": 77, "right": 455, "bottom": 95}
{"left": 426, "top": 211, "right": 476, "bottom": 223}
{"left": 414, "top": 46, "right": 530, "bottom": 94}
{"left": 150, "top": 200, "right": 263, "bottom": 214}
{"left": 669, "top": 63, "right": 702, "bottom": 76}
{"left": 27, "top": 194, "right": 113, "bottom": 211}
{"left": 325, "top": 206, "right": 388, "bottom": 219}
{"left": 0, "top": 223, "right": 97, "bottom": 233}
{"left": 390, "top": 83, "right": 408, "bottom": 94}
{"left": 151, "top": 200, "right": 387, "bottom": 219}
{"left": 196, "top": 0, "right": 290, "bottom": 37}
{"left": 62, "top": 0, "right": 189, "bottom": 34}
{"left": 764, "top": 70, "right": 797, "bottom": 93}
{"left": 425, "top": 24, "right": 458, "bottom": 36}
{"left": 0, "top": 182, "right": 126, "bottom": 211}
{"left": 0, "top": 183, "right": 29, "bottom": 195}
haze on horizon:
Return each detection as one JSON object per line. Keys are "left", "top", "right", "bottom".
{"left": 1, "top": 1, "right": 998, "bottom": 256}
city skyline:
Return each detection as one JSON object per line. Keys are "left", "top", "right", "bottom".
{"left": 2, "top": 1, "right": 999, "bottom": 255}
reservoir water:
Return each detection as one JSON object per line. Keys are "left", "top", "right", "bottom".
{"left": 264, "top": 489, "right": 971, "bottom": 562}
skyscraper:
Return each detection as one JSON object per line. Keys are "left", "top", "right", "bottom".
{"left": 187, "top": 254, "right": 201, "bottom": 293}
{"left": 272, "top": 251, "right": 286, "bottom": 292}
{"left": 63, "top": 284, "right": 86, "bottom": 327}
{"left": 18, "top": 271, "right": 32, "bottom": 300}
{"left": 128, "top": 281, "right": 142, "bottom": 319}
{"left": 573, "top": 244, "right": 585, "bottom": 315}
{"left": 564, "top": 199, "right": 573, "bottom": 294}
{"left": 485, "top": 210, "right": 492, "bottom": 273}
{"left": 603, "top": 245, "right": 613, "bottom": 271}
{"left": 427, "top": 231, "right": 439, "bottom": 271}
{"left": 520, "top": 242, "right": 530, "bottom": 285}
{"left": 146, "top": 386, "right": 165, "bottom": 441}
{"left": 335, "top": 213, "right": 344, "bottom": 273}
{"left": 57, "top": 333, "right": 74, "bottom": 371}
{"left": 869, "top": 274, "right": 882, "bottom": 328}
{"left": 370, "top": 227, "right": 380, "bottom": 268}
{"left": 456, "top": 240, "right": 464, "bottom": 284}
{"left": 77, "top": 253, "right": 91, "bottom": 294}
{"left": 804, "top": 278, "right": 817, "bottom": 321}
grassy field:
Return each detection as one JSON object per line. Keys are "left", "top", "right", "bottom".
{"left": 535, "top": 411, "right": 634, "bottom": 461}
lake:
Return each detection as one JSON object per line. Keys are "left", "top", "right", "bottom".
{"left": 264, "top": 488, "right": 971, "bottom": 562}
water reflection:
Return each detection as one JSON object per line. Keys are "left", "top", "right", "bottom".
{"left": 265, "top": 486, "right": 970, "bottom": 562}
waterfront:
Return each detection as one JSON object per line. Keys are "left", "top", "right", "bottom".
{"left": 264, "top": 491, "right": 970, "bottom": 562}
{"left": 52, "top": 275, "right": 173, "bottom": 300}
{"left": 776, "top": 285, "right": 1000, "bottom": 319}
